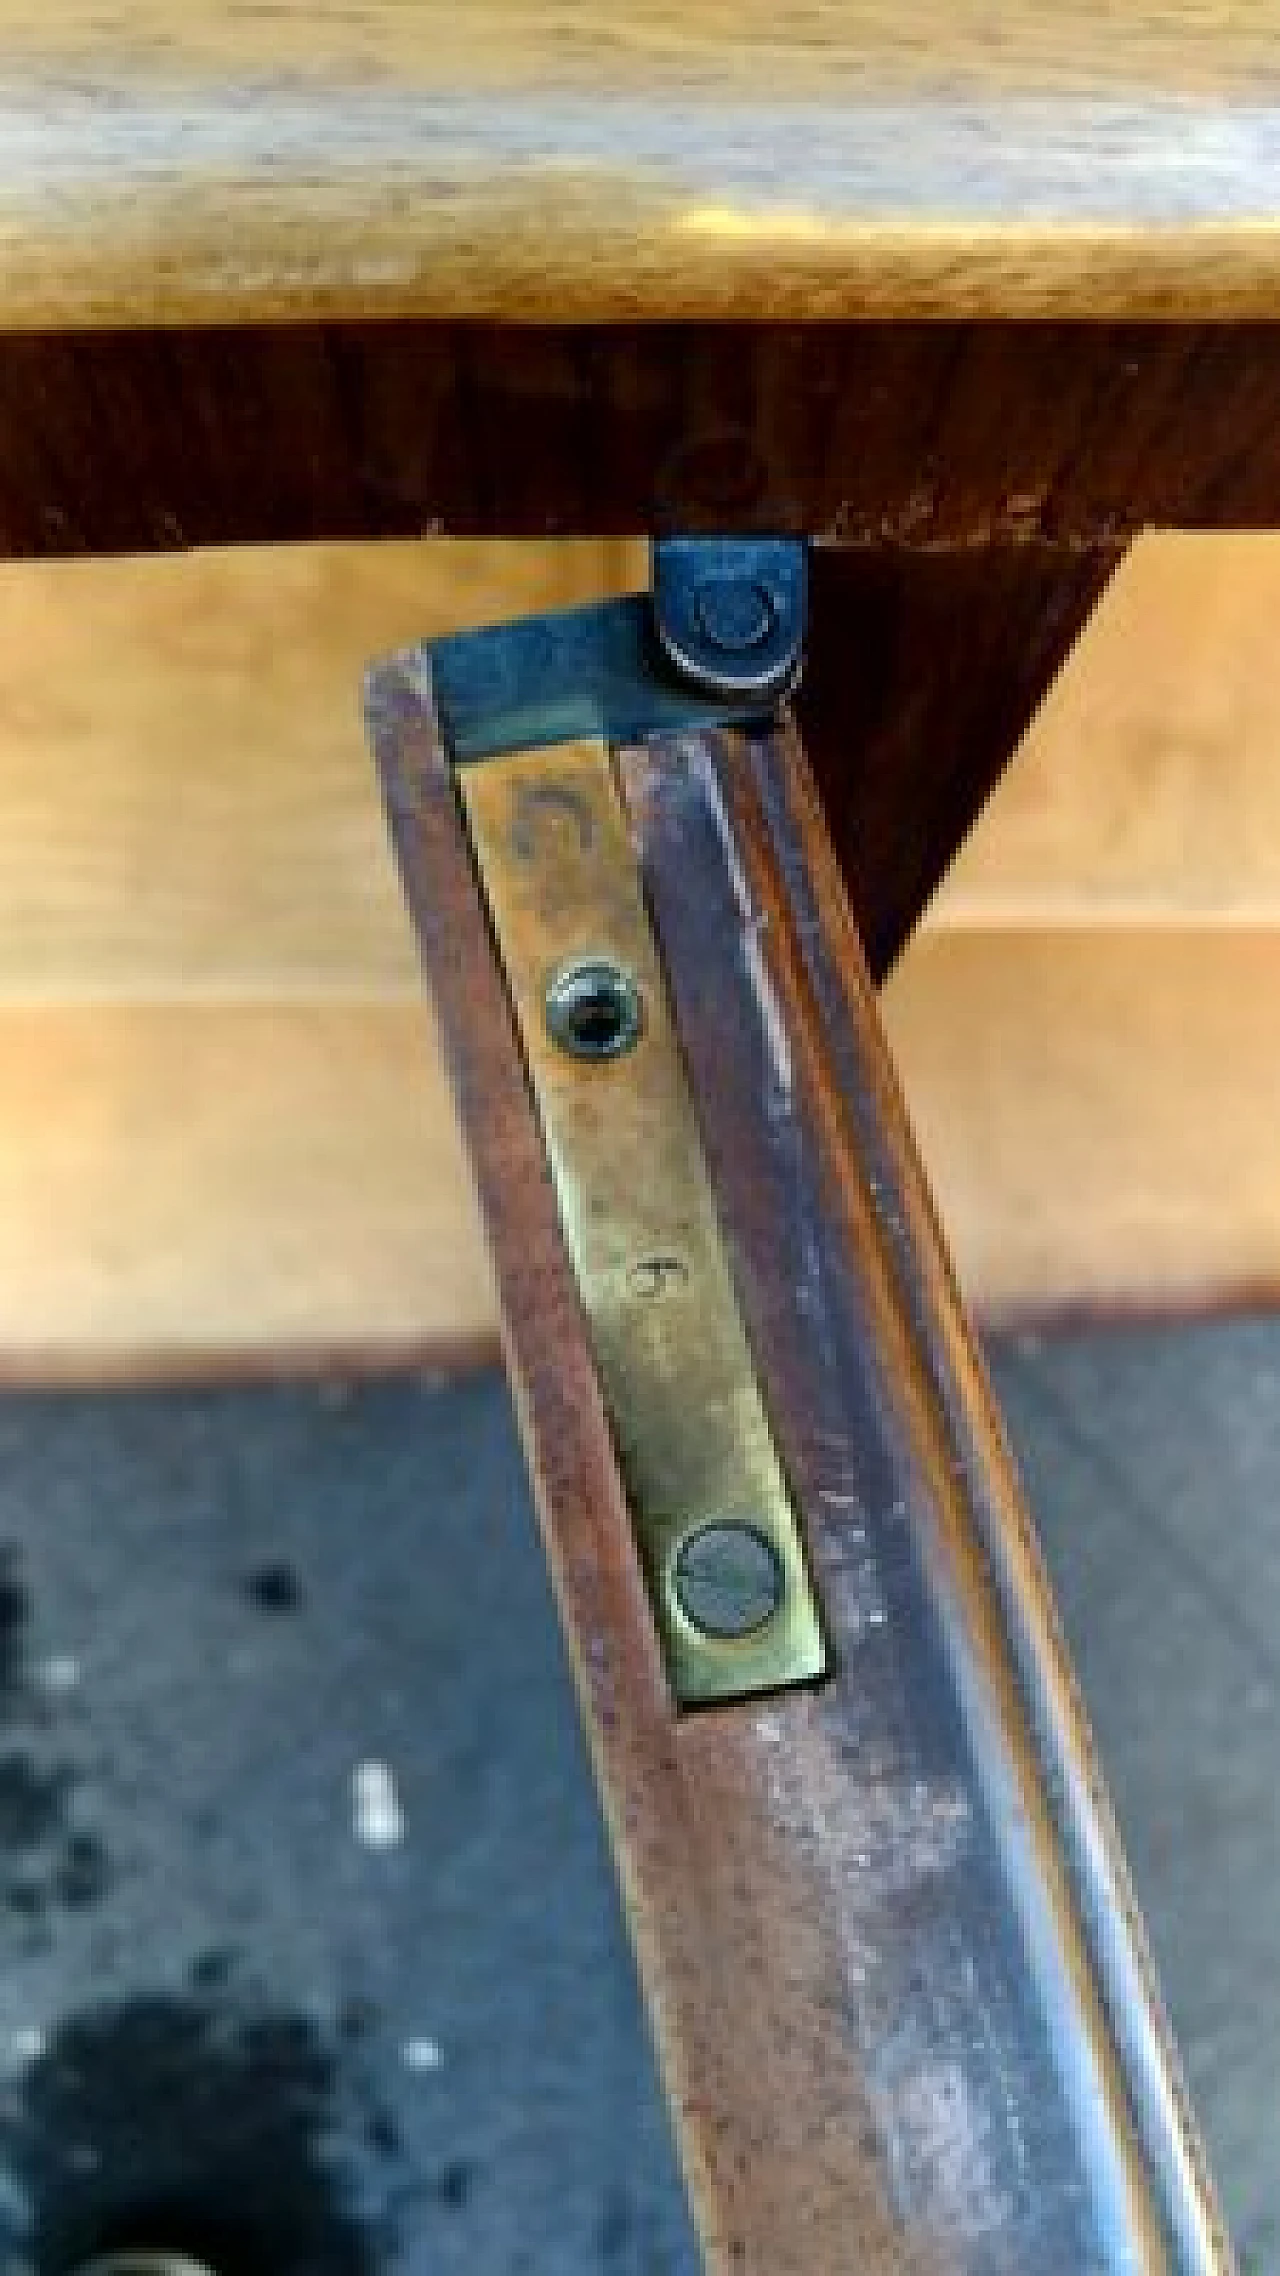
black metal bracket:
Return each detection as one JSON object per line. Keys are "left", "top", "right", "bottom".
{"left": 427, "top": 539, "right": 809, "bottom": 765}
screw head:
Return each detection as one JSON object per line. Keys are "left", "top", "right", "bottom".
{"left": 544, "top": 957, "right": 643, "bottom": 1062}
{"left": 692, "top": 576, "right": 775, "bottom": 656}
{"left": 651, "top": 536, "right": 806, "bottom": 702}
{"left": 671, "top": 1521, "right": 784, "bottom": 1641}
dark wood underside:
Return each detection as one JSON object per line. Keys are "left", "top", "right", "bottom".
{"left": 5, "top": 321, "right": 1280, "bottom": 556}
{"left": 801, "top": 543, "right": 1122, "bottom": 977}
{"left": 2, "top": 321, "right": 1140, "bottom": 963}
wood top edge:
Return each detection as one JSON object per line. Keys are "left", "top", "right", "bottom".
{"left": 9, "top": 74, "right": 1280, "bottom": 324}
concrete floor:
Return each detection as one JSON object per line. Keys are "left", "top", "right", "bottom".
{"left": 0, "top": 1322, "right": 1269, "bottom": 2271}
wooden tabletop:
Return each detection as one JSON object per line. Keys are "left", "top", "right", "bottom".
{"left": 8, "top": 0, "right": 1280, "bottom": 328}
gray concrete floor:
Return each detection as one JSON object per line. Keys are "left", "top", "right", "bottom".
{"left": 0, "top": 1323, "right": 1269, "bottom": 2271}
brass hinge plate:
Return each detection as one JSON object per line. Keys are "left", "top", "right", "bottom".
{"left": 458, "top": 736, "right": 826, "bottom": 1708}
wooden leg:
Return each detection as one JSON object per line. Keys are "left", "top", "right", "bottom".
{"left": 367, "top": 653, "right": 1226, "bottom": 2274}
{"left": 798, "top": 543, "right": 1123, "bottom": 978}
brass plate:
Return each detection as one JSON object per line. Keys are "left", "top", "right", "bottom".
{"left": 458, "top": 738, "right": 826, "bottom": 1706}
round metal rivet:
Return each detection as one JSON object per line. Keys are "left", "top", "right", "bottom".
{"left": 544, "top": 957, "right": 643, "bottom": 1062}
{"left": 692, "top": 576, "right": 775, "bottom": 656}
{"left": 671, "top": 1521, "right": 784, "bottom": 1641}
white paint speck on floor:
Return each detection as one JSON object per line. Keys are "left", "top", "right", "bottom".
{"left": 352, "top": 1759, "right": 404, "bottom": 1850}
{"left": 403, "top": 2036, "right": 443, "bottom": 2073}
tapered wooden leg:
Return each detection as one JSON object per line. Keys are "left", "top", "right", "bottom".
{"left": 798, "top": 543, "right": 1123, "bottom": 978}
{"left": 368, "top": 641, "right": 1226, "bottom": 2274}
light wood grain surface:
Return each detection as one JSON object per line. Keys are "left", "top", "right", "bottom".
{"left": 932, "top": 535, "right": 1280, "bottom": 928}
{"left": 0, "top": 1003, "right": 494, "bottom": 1379}
{"left": 0, "top": 540, "right": 640, "bottom": 1002}
{"left": 0, "top": 533, "right": 1277, "bottom": 1375}
{"left": 886, "top": 929, "right": 1280, "bottom": 1324}
{"left": 9, "top": 2, "right": 1280, "bottom": 324}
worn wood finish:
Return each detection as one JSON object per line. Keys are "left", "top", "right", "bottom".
{"left": 368, "top": 671, "right": 909, "bottom": 2276}
{"left": 8, "top": 3, "right": 1280, "bottom": 327}
{"left": 368, "top": 662, "right": 1227, "bottom": 2269}
{"left": 12, "top": 324, "right": 1280, "bottom": 555}
{"left": 799, "top": 541, "right": 1123, "bottom": 979}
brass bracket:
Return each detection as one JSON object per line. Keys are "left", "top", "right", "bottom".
{"left": 458, "top": 737, "right": 824, "bottom": 1706}
{"left": 431, "top": 541, "right": 823, "bottom": 1706}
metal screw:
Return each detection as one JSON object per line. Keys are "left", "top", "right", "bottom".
{"left": 671, "top": 1521, "right": 784, "bottom": 1641}
{"left": 650, "top": 536, "right": 806, "bottom": 702}
{"left": 544, "top": 957, "right": 643, "bottom": 1062}
{"left": 693, "top": 576, "right": 775, "bottom": 656}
